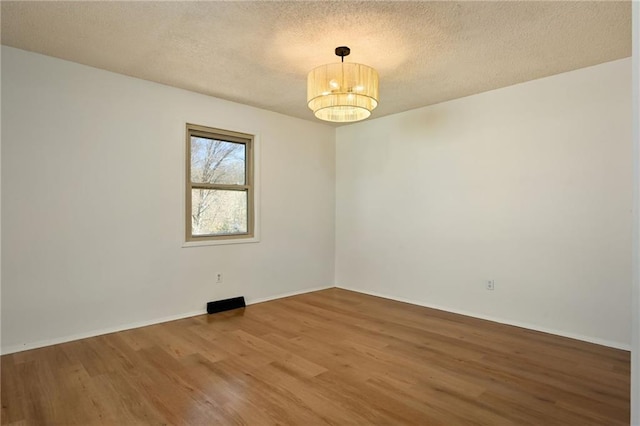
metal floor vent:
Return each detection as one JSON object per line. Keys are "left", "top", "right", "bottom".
{"left": 207, "top": 296, "right": 246, "bottom": 314}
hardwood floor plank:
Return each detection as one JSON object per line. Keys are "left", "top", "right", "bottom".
{"left": 1, "top": 288, "right": 630, "bottom": 425}
{"left": 227, "top": 330, "right": 328, "bottom": 378}
{"left": 0, "top": 357, "right": 24, "bottom": 425}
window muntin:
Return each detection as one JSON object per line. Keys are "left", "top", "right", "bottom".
{"left": 186, "top": 124, "right": 254, "bottom": 241}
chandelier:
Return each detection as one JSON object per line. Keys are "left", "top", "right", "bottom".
{"left": 307, "top": 46, "right": 379, "bottom": 123}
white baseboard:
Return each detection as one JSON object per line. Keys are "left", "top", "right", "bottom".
{"left": 0, "top": 284, "right": 335, "bottom": 355}
{"left": 246, "top": 284, "right": 334, "bottom": 305}
{"left": 336, "top": 285, "right": 632, "bottom": 351}
{"left": 3, "top": 284, "right": 629, "bottom": 354}
{"left": 1, "top": 309, "right": 205, "bottom": 355}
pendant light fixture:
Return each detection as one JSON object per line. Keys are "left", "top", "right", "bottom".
{"left": 307, "top": 46, "right": 379, "bottom": 123}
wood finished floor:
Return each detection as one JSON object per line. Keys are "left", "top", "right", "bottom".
{"left": 1, "top": 288, "right": 630, "bottom": 425}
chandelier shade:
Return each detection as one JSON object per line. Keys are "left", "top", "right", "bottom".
{"left": 307, "top": 48, "right": 379, "bottom": 123}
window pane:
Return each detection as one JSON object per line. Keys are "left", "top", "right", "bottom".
{"left": 190, "top": 137, "right": 245, "bottom": 185}
{"left": 191, "top": 189, "right": 248, "bottom": 236}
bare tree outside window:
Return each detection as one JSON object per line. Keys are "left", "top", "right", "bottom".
{"left": 186, "top": 125, "right": 254, "bottom": 241}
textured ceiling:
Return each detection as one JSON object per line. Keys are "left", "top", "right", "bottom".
{"left": 1, "top": 1, "right": 632, "bottom": 126}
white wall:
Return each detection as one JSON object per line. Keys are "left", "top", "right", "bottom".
{"left": 1, "top": 46, "right": 336, "bottom": 354}
{"left": 631, "top": 2, "right": 639, "bottom": 423}
{"left": 1, "top": 45, "right": 633, "bottom": 359}
{"left": 336, "top": 58, "right": 632, "bottom": 349}
{"left": 0, "top": 31, "right": 3, "bottom": 354}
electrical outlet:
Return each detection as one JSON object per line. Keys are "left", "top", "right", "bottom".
{"left": 486, "top": 280, "right": 495, "bottom": 291}
{"left": 216, "top": 273, "right": 223, "bottom": 284}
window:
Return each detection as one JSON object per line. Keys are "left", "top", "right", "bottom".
{"left": 186, "top": 124, "right": 254, "bottom": 242}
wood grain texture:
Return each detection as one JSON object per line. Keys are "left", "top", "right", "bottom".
{"left": 1, "top": 288, "right": 630, "bottom": 425}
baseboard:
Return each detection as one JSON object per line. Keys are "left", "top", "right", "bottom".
{"left": 336, "top": 285, "right": 632, "bottom": 351}
{"left": 246, "top": 284, "right": 334, "bottom": 306}
{"left": 0, "top": 284, "right": 334, "bottom": 355}
{"left": 3, "top": 283, "right": 629, "bottom": 355}
{"left": 1, "top": 309, "right": 205, "bottom": 355}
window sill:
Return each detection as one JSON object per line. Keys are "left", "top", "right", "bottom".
{"left": 182, "top": 236, "right": 260, "bottom": 248}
